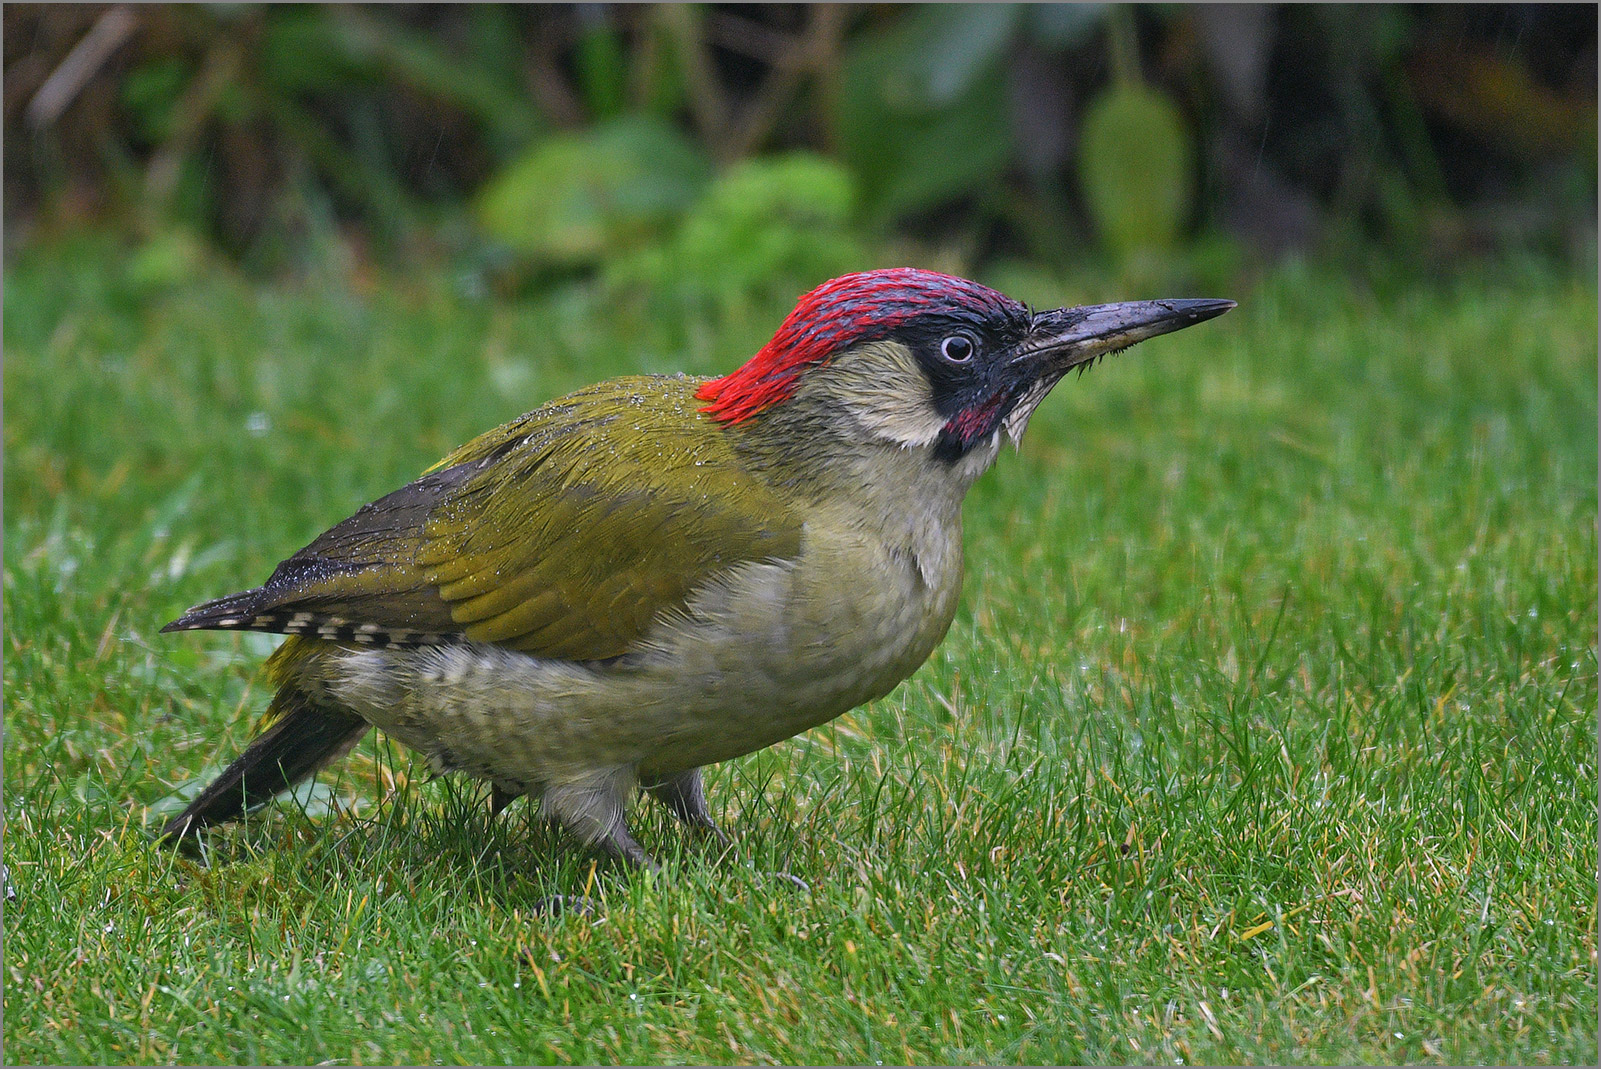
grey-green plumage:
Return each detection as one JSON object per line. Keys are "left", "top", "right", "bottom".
{"left": 160, "top": 270, "right": 1233, "bottom": 869}
{"left": 172, "top": 376, "right": 800, "bottom": 659}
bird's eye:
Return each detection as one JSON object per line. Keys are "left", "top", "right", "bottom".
{"left": 941, "top": 335, "right": 975, "bottom": 363}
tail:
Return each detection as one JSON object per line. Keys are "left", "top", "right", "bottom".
{"left": 162, "top": 586, "right": 459, "bottom": 647}
{"left": 161, "top": 686, "right": 370, "bottom": 840}
{"left": 160, "top": 588, "right": 272, "bottom": 634}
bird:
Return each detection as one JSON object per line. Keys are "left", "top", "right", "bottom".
{"left": 159, "top": 268, "right": 1232, "bottom": 870}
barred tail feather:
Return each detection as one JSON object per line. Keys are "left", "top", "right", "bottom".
{"left": 162, "top": 590, "right": 459, "bottom": 648}
{"left": 161, "top": 689, "right": 370, "bottom": 840}
{"left": 161, "top": 589, "right": 271, "bottom": 633}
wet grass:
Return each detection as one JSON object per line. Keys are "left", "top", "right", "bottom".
{"left": 4, "top": 242, "right": 1596, "bottom": 1064}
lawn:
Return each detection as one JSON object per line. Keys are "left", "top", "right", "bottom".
{"left": 4, "top": 243, "right": 1596, "bottom": 1064}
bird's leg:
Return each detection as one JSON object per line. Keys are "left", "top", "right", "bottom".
{"left": 646, "top": 769, "right": 806, "bottom": 893}
{"left": 540, "top": 767, "right": 656, "bottom": 871}
{"left": 489, "top": 783, "right": 523, "bottom": 817}
{"left": 645, "top": 767, "right": 730, "bottom": 847}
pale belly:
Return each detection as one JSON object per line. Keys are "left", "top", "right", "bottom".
{"left": 321, "top": 524, "right": 963, "bottom": 791}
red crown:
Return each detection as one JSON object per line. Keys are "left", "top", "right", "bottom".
{"left": 697, "top": 268, "right": 1019, "bottom": 424}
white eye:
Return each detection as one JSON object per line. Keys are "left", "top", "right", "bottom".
{"left": 941, "top": 335, "right": 974, "bottom": 363}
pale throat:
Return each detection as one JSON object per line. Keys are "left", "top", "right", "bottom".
{"left": 999, "top": 373, "right": 1060, "bottom": 447}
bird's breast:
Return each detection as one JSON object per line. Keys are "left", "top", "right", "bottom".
{"left": 620, "top": 505, "right": 965, "bottom": 772}
{"left": 319, "top": 501, "right": 968, "bottom": 786}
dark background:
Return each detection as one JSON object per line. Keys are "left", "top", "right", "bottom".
{"left": 5, "top": 3, "right": 1597, "bottom": 291}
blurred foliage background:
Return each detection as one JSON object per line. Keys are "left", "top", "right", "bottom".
{"left": 4, "top": 3, "right": 1597, "bottom": 299}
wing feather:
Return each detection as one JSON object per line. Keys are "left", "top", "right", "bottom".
{"left": 165, "top": 376, "right": 802, "bottom": 661}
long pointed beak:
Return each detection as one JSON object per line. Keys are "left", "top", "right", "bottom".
{"left": 1017, "top": 298, "right": 1235, "bottom": 370}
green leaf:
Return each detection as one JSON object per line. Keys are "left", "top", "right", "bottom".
{"left": 120, "top": 58, "right": 191, "bottom": 144}
{"left": 259, "top": 8, "right": 378, "bottom": 93}
{"left": 916, "top": 4, "right": 1021, "bottom": 104}
{"left": 125, "top": 230, "right": 210, "bottom": 294}
{"left": 574, "top": 22, "right": 628, "bottom": 122}
{"left": 837, "top": 7, "right": 1016, "bottom": 223}
{"left": 1078, "top": 82, "right": 1195, "bottom": 259}
{"left": 604, "top": 153, "right": 864, "bottom": 315}
{"left": 473, "top": 117, "right": 711, "bottom": 266}
{"left": 326, "top": 8, "right": 540, "bottom": 151}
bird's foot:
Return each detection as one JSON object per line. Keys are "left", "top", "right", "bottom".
{"left": 489, "top": 784, "right": 523, "bottom": 817}
{"left": 645, "top": 768, "right": 733, "bottom": 846}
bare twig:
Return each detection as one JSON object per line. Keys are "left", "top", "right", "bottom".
{"left": 726, "top": 4, "right": 847, "bottom": 160}
{"left": 658, "top": 4, "right": 729, "bottom": 158}
{"left": 524, "top": 15, "right": 586, "bottom": 128}
{"left": 25, "top": 4, "right": 139, "bottom": 130}
{"left": 144, "top": 39, "right": 243, "bottom": 210}
{"left": 705, "top": 11, "right": 793, "bottom": 65}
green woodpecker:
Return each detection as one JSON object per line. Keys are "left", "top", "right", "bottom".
{"left": 161, "top": 269, "right": 1232, "bottom": 869}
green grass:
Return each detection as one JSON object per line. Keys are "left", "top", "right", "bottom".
{"left": 4, "top": 242, "right": 1596, "bottom": 1064}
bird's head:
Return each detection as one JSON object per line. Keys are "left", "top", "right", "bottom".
{"left": 697, "top": 268, "right": 1233, "bottom": 463}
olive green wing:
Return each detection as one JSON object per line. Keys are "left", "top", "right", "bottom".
{"left": 417, "top": 376, "right": 803, "bottom": 658}
{"left": 164, "top": 376, "right": 802, "bottom": 661}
